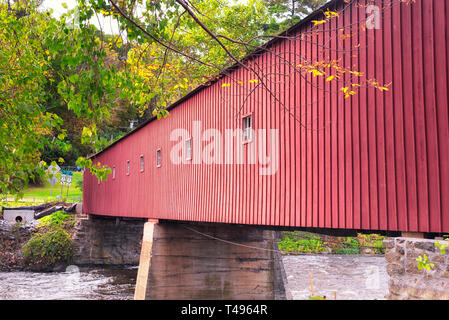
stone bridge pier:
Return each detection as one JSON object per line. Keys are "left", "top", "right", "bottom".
{"left": 72, "top": 215, "right": 287, "bottom": 300}
{"left": 134, "top": 220, "right": 287, "bottom": 300}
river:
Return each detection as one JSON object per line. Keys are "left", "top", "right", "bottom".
{"left": 0, "top": 266, "right": 137, "bottom": 300}
{"left": 0, "top": 255, "right": 388, "bottom": 300}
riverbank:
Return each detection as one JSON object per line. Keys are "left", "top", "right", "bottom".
{"left": 0, "top": 220, "right": 36, "bottom": 271}
{"left": 0, "top": 211, "right": 75, "bottom": 272}
{"left": 1, "top": 211, "right": 144, "bottom": 272}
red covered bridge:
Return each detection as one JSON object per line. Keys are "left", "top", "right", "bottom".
{"left": 83, "top": 0, "right": 449, "bottom": 234}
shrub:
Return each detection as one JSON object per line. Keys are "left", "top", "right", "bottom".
{"left": 278, "top": 233, "right": 327, "bottom": 254}
{"left": 333, "top": 237, "right": 360, "bottom": 254}
{"left": 356, "top": 233, "right": 386, "bottom": 254}
{"left": 22, "top": 227, "right": 73, "bottom": 270}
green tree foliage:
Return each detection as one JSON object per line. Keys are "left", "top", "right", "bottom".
{"left": 265, "top": 0, "right": 329, "bottom": 32}
{"left": 0, "top": 2, "right": 63, "bottom": 195}
{"left": 90, "top": 0, "right": 277, "bottom": 115}
{"left": 0, "top": 0, "right": 277, "bottom": 196}
{"left": 0, "top": 1, "right": 120, "bottom": 194}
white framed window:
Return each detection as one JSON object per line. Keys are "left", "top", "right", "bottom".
{"left": 242, "top": 114, "right": 252, "bottom": 142}
{"left": 126, "top": 160, "right": 130, "bottom": 175}
{"left": 112, "top": 166, "right": 116, "bottom": 179}
{"left": 186, "top": 138, "right": 192, "bottom": 161}
{"left": 156, "top": 149, "right": 161, "bottom": 167}
{"left": 140, "top": 155, "right": 145, "bottom": 172}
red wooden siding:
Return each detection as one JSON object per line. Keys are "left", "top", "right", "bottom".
{"left": 83, "top": 0, "right": 449, "bottom": 233}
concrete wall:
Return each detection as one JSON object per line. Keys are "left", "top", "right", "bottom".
{"left": 72, "top": 214, "right": 145, "bottom": 265}
{"left": 140, "top": 221, "right": 287, "bottom": 300}
{"left": 384, "top": 237, "right": 449, "bottom": 299}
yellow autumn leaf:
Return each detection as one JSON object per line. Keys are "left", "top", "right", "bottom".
{"left": 312, "top": 20, "right": 326, "bottom": 26}
{"left": 309, "top": 69, "right": 324, "bottom": 77}
{"left": 326, "top": 75, "right": 335, "bottom": 82}
{"left": 341, "top": 87, "right": 349, "bottom": 93}
{"left": 221, "top": 83, "right": 230, "bottom": 87}
{"left": 344, "top": 90, "right": 356, "bottom": 98}
{"left": 349, "top": 70, "right": 363, "bottom": 76}
{"left": 324, "top": 9, "right": 339, "bottom": 18}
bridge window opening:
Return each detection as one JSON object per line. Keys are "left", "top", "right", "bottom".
{"left": 126, "top": 160, "right": 130, "bottom": 175}
{"left": 112, "top": 166, "right": 116, "bottom": 179}
{"left": 242, "top": 114, "right": 252, "bottom": 142}
{"left": 140, "top": 155, "right": 145, "bottom": 172}
{"left": 156, "top": 149, "right": 161, "bottom": 167}
{"left": 186, "top": 138, "right": 192, "bottom": 161}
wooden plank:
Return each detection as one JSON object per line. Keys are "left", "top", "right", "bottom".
{"left": 422, "top": 0, "right": 442, "bottom": 233}
{"left": 401, "top": 1, "right": 418, "bottom": 232}
{"left": 134, "top": 221, "right": 156, "bottom": 300}
{"left": 433, "top": 0, "right": 449, "bottom": 232}
{"left": 411, "top": 0, "right": 429, "bottom": 233}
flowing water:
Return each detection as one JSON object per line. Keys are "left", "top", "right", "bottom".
{"left": 0, "top": 266, "right": 137, "bottom": 300}
{"left": 0, "top": 255, "right": 388, "bottom": 300}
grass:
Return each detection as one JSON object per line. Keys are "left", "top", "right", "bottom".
{"left": 277, "top": 231, "right": 386, "bottom": 255}
{"left": 1, "top": 172, "right": 83, "bottom": 205}
{"left": 278, "top": 231, "right": 328, "bottom": 254}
